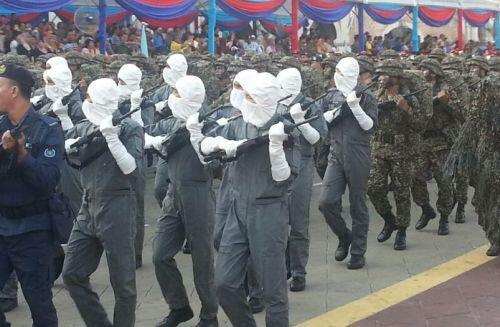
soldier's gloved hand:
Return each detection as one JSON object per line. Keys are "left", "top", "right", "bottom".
{"left": 186, "top": 113, "right": 203, "bottom": 133}
{"left": 290, "top": 103, "right": 306, "bottom": 123}
{"left": 268, "top": 122, "right": 288, "bottom": 144}
{"left": 220, "top": 139, "right": 246, "bottom": 158}
{"left": 268, "top": 122, "right": 291, "bottom": 182}
{"left": 346, "top": 90, "right": 361, "bottom": 109}
{"left": 30, "top": 95, "right": 44, "bottom": 106}
{"left": 52, "top": 98, "right": 74, "bottom": 131}
{"left": 323, "top": 109, "right": 340, "bottom": 123}
{"left": 155, "top": 100, "right": 167, "bottom": 113}
{"left": 145, "top": 133, "right": 165, "bottom": 151}
{"left": 130, "top": 89, "right": 144, "bottom": 126}
{"left": 99, "top": 116, "right": 120, "bottom": 138}
{"left": 65, "top": 138, "right": 80, "bottom": 154}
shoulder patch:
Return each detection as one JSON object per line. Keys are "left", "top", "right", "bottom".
{"left": 44, "top": 147, "right": 56, "bottom": 158}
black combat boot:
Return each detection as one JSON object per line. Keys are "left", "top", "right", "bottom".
{"left": 156, "top": 306, "right": 194, "bottom": 327}
{"left": 415, "top": 203, "right": 436, "bottom": 230}
{"left": 394, "top": 228, "right": 407, "bottom": 251}
{"left": 290, "top": 276, "right": 306, "bottom": 292}
{"left": 486, "top": 244, "right": 500, "bottom": 257}
{"left": 335, "top": 230, "right": 352, "bottom": 262}
{"left": 347, "top": 255, "right": 365, "bottom": 270}
{"left": 377, "top": 212, "right": 397, "bottom": 243}
{"left": 438, "top": 216, "right": 449, "bottom": 235}
{"left": 135, "top": 254, "right": 142, "bottom": 269}
{"left": 455, "top": 203, "right": 466, "bottom": 223}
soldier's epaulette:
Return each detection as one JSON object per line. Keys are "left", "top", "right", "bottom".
{"left": 38, "top": 113, "right": 59, "bottom": 127}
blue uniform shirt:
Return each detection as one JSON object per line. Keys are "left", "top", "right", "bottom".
{"left": 0, "top": 107, "right": 64, "bottom": 236}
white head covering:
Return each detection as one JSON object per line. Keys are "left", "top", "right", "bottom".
{"left": 277, "top": 67, "right": 302, "bottom": 106}
{"left": 240, "top": 72, "right": 280, "bottom": 127}
{"left": 117, "top": 64, "right": 142, "bottom": 101}
{"left": 46, "top": 56, "right": 69, "bottom": 70}
{"left": 163, "top": 53, "right": 188, "bottom": 87}
{"left": 82, "top": 78, "right": 119, "bottom": 126}
{"left": 168, "top": 75, "right": 205, "bottom": 120}
{"left": 230, "top": 69, "right": 257, "bottom": 109}
{"left": 334, "top": 57, "right": 359, "bottom": 97}
{"left": 44, "top": 66, "right": 73, "bottom": 101}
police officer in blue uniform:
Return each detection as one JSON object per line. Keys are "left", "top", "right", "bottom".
{"left": 0, "top": 64, "right": 63, "bottom": 327}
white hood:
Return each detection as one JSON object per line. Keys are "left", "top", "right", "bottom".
{"left": 44, "top": 66, "right": 73, "bottom": 101}
{"left": 117, "top": 64, "right": 142, "bottom": 101}
{"left": 163, "top": 53, "right": 188, "bottom": 87}
{"left": 82, "top": 78, "right": 119, "bottom": 126}
{"left": 277, "top": 67, "right": 302, "bottom": 106}
{"left": 46, "top": 56, "right": 69, "bottom": 70}
{"left": 334, "top": 57, "right": 359, "bottom": 97}
{"left": 168, "top": 75, "right": 205, "bottom": 120}
{"left": 240, "top": 72, "right": 280, "bottom": 128}
{"left": 230, "top": 69, "right": 257, "bottom": 109}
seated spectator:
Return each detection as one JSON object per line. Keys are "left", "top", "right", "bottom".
{"left": 244, "top": 35, "right": 263, "bottom": 54}
{"left": 81, "top": 39, "right": 99, "bottom": 56}
{"left": 153, "top": 28, "right": 168, "bottom": 55}
{"left": 62, "top": 32, "right": 79, "bottom": 52}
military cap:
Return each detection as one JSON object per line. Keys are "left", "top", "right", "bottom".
{"left": 357, "top": 55, "right": 374, "bottom": 74}
{"left": 442, "top": 56, "right": 465, "bottom": 72}
{"left": 35, "top": 53, "right": 56, "bottom": 64}
{"left": 64, "top": 51, "right": 88, "bottom": 65}
{"left": 278, "top": 56, "right": 301, "bottom": 70}
{"left": 2, "top": 53, "right": 30, "bottom": 67}
{"left": 0, "top": 63, "right": 35, "bottom": 91}
{"left": 379, "top": 49, "right": 400, "bottom": 60}
{"left": 466, "top": 56, "right": 490, "bottom": 72}
{"left": 322, "top": 56, "right": 340, "bottom": 68}
{"left": 375, "top": 59, "right": 405, "bottom": 78}
{"left": 429, "top": 48, "right": 446, "bottom": 62}
{"left": 489, "top": 56, "right": 500, "bottom": 73}
{"left": 419, "top": 58, "right": 444, "bottom": 77}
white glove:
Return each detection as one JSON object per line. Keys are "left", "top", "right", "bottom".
{"left": 99, "top": 116, "right": 136, "bottom": 175}
{"left": 144, "top": 133, "right": 165, "bottom": 151}
{"left": 186, "top": 113, "right": 203, "bottom": 134}
{"left": 130, "top": 89, "right": 144, "bottom": 126}
{"left": 65, "top": 138, "right": 80, "bottom": 154}
{"left": 52, "top": 98, "right": 74, "bottom": 131}
{"left": 268, "top": 122, "right": 291, "bottom": 182}
{"left": 155, "top": 100, "right": 167, "bottom": 113}
{"left": 30, "top": 95, "right": 43, "bottom": 105}
{"left": 99, "top": 116, "right": 120, "bottom": 137}
{"left": 297, "top": 124, "right": 320, "bottom": 145}
{"left": 346, "top": 90, "right": 373, "bottom": 131}
{"left": 323, "top": 108, "right": 341, "bottom": 123}
{"left": 290, "top": 103, "right": 306, "bottom": 123}
{"left": 220, "top": 138, "right": 246, "bottom": 158}
{"left": 216, "top": 117, "right": 229, "bottom": 126}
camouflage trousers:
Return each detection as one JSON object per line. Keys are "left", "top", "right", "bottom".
{"left": 411, "top": 149, "right": 455, "bottom": 217}
{"left": 368, "top": 154, "right": 412, "bottom": 228}
{"left": 454, "top": 168, "right": 469, "bottom": 206}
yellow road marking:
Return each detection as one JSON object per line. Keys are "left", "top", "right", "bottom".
{"left": 298, "top": 245, "right": 493, "bottom": 327}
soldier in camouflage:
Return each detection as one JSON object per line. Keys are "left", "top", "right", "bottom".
{"left": 368, "top": 60, "right": 427, "bottom": 250}
{"left": 412, "top": 58, "right": 463, "bottom": 236}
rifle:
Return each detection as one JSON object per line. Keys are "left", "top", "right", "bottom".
{"left": 143, "top": 83, "right": 165, "bottom": 97}
{"left": 432, "top": 79, "right": 467, "bottom": 103}
{"left": 327, "top": 80, "right": 379, "bottom": 121}
{"left": 378, "top": 87, "right": 428, "bottom": 110}
{"left": 203, "top": 115, "right": 320, "bottom": 163}
{"left": 70, "top": 105, "right": 143, "bottom": 149}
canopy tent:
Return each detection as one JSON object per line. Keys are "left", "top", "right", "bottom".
{"left": 0, "top": 0, "right": 499, "bottom": 54}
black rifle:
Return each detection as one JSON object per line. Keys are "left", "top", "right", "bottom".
{"left": 432, "top": 79, "right": 468, "bottom": 104}
{"left": 70, "top": 105, "right": 143, "bottom": 149}
{"left": 327, "top": 81, "right": 379, "bottom": 124}
{"left": 378, "top": 87, "right": 428, "bottom": 110}
{"left": 203, "top": 115, "right": 320, "bottom": 163}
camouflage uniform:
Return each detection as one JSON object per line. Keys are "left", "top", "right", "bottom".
{"left": 429, "top": 48, "right": 446, "bottom": 63}
{"left": 367, "top": 60, "right": 427, "bottom": 248}
{"left": 190, "top": 55, "right": 220, "bottom": 105}
{"left": 411, "top": 59, "right": 463, "bottom": 234}
{"left": 442, "top": 56, "right": 470, "bottom": 222}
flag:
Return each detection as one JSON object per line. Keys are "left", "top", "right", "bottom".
{"left": 141, "top": 24, "right": 149, "bottom": 57}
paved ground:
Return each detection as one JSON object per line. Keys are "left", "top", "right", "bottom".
{"left": 6, "top": 174, "right": 488, "bottom": 326}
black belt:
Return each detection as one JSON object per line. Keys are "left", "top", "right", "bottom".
{"left": 0, "top": 200, "right": 50, "bottom": 219}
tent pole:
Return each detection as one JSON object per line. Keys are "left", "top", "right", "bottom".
{"left": 291, "top": 0, "right": 299, "bottom": 54}
{"left": 98, "top": 0, "right": 107, "bottom": 54}
{"left": 208, "top": 0, "right": 216, "bottom": 55}
{"left": 357, "top": 3, "right": 365, "bottom": 52}
{"left": 412, "top": 6, "right": 419, "bottom": 53}
{"left": 457, "top": 9, "right": 463, "bottom": 50}
{"left": 496, "top": 11, "right": 500, "bottom": 50}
